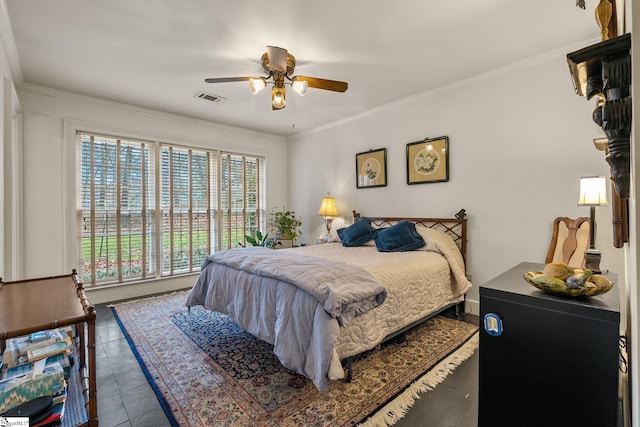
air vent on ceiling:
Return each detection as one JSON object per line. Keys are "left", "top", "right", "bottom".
{"left": 195, "top": 92, "right": 225, "bottom": 103}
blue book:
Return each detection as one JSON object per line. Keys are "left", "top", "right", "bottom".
{"left": 29, "top": 331, "right": 51, "bottom": 343}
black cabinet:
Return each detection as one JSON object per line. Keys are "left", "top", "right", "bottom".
{"left": 478, "top": 262, "right": 620, "bottom": 427}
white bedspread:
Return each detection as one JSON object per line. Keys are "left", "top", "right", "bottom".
{"left": 290, "top": 227, "right": 471, "bottom": 370}
{"left": 186, "top": 226, "right": 472, "bottom": 391}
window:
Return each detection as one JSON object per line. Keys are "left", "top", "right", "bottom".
{"left": 76, "top": 132, "right": 266, "bottom": 286}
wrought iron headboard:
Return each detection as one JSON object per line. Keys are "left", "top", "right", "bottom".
{"left": 352, "top": 209, "right": 468, "bottom": 265}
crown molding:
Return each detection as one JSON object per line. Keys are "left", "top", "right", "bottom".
{"left": 16, "top": 81, "right": 286, "bottom": 142}
{"left": 0, "top": 0, "right": 23, "bottom": 83}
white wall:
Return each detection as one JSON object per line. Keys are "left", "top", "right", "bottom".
{"left": 16, "top": 85, "right": 288, "bottom": 302}
{"left": 0, "top": 5, "right": 22, "bottom": 283}
{"left": 288, "top": 46, "right": 625, "bottom": 309}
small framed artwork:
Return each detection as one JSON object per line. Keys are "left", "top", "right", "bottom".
{"left": 406, "top": 136, "right": 449, "bottom": 184}
{"left": 356, "top": 148, "right": 387, "bottom": 188}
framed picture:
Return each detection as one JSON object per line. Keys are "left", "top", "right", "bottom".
{"left": 406, "top": 136, "right": 449, "bottom": 184}
{"left": 356, "top": 148, "right": 387, "bottom": 188}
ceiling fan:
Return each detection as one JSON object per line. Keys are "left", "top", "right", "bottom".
{"left": 204, "top": 46, "right": 348, "bottom": 110}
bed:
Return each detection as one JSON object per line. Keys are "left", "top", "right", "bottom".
{"left": 185, "top": 213, "right": 471, "bottom": 392}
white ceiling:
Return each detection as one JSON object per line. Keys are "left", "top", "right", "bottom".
{"left": 4, "top": 0, "right": 599, "bottom": 137}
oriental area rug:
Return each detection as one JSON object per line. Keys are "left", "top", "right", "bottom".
{"left": 111, "top": 292, "right": 478, "bottom": 427}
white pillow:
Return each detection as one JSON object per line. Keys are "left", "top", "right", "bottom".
{"left": 414, "top": 226, "right": 443, "bottom": 252}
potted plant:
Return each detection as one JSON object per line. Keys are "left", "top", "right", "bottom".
{"left": 238, "top": 230, "right": 281, "bottom": 249}
{"left": 268, "top": 208, "right": 302, "bottom": 247}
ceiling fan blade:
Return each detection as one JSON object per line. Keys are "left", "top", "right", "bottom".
{"left": 293, "top": 76, "right": 348, "bottom": 92}
{"left": 204, "top": 77, "right": 252, "bottom": 83}
{"left": 266, "top": 46, "right": 288, "bottom": 73}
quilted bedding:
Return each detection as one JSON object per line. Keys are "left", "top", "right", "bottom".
{"left": 185, "top": 227, "right": 471, "bottom": 392}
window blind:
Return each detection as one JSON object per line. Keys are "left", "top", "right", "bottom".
{"left": 76, "top": 133, "right": 156, "bottom": 284}
{"left": 76, "top": 131, "right": 266, "bottom": 286}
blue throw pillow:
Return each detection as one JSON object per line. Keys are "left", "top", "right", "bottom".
{"left": 337, "top": 218, "right": 375, "bottom": 247}
{"left": 372, "top": 220, "right": 425, "bottom": 252}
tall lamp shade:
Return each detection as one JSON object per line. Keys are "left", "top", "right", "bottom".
{"left": 577, "top": 176, "right": 608, "bottom": 272}
{"left": 317, "top": 195, "right": 339, "bottom": 236}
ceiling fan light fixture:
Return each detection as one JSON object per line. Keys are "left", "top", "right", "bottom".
{"left": 272, "top": 87, "right": 286, "bottom": 109}
{"left": 291, "top": 78, "right": 308, "bottom": 96}
{"left": 204, "top": 46, "right": 348, "bottom": 110}
{"left": 249, "top": 77, "right": 267, "bottom": 94}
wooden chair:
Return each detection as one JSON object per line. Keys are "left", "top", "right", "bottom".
{"left": 545, "top": 217, "right": 591, "bottom": 268}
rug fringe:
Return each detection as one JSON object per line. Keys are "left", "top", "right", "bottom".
{"left": 107, "top": 290, "right": 190, "bottom": 308}
{"left": 359, "top": 332, "right": 479, "bottom": 427}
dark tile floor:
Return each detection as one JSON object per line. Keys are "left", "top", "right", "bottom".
{"left": 94, "top": 302, "right": 479, "bottom": 427}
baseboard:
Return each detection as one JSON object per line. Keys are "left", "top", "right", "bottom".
{"left": 86, "top": 274, "right": 197, "bottom": 304}
{"left": 466, "top": 298, "right": 479, "bottom": 316}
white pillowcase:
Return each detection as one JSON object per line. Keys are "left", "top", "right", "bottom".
{"left": 414, "top": 226, "right": 444, "bottom": 252}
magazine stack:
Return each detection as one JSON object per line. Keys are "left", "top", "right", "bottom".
{"left": 0, "top": 327, "right": 73, "bottom": 425}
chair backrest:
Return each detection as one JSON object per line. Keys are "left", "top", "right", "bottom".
{"left": 545, "top": 217, "right": 590, "bottom": 268}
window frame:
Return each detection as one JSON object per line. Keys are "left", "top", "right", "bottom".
{"left": 69, "top": 125, "right": 268, "bottom": 287}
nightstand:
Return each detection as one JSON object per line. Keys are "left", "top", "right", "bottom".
{"left": 478, "top": 262, "right": 620, "bottom": 427}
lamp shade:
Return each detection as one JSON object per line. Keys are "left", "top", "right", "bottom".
{"left": 249, "top": 77, "right": 267, "bottom": 94}
{"left": 291, "top": 78, "right": 308, "bottom": 96}
{"left": 272, "top": 87, "right": 286, "bottom": 109}
{"left": 317, "top": 196, "right": 339, "bottom": 217}
{"left": 578, "top": 176, "right": 609, "bottom": 206}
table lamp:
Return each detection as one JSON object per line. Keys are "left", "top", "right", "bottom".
{"left": 577, "top": 176, "right": 608, "bottom": 273}
{"left": 317, "top": 193, "right": 339, "bottom": 241}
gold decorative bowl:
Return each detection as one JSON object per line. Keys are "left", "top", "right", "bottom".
{"left": 523, "top": 271, "right": 613, "bottom": 298}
